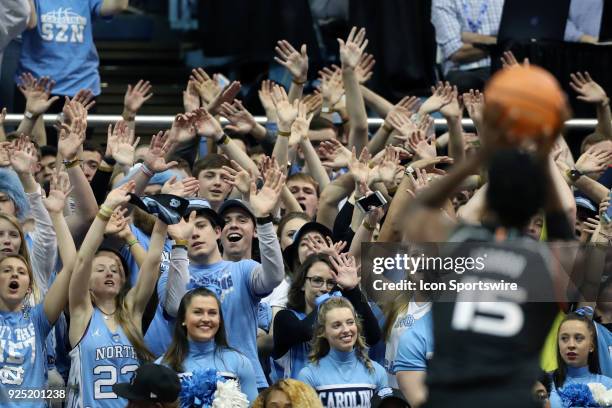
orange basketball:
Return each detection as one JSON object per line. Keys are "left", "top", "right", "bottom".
{"left": 484, "top": 65, "right": 569, "bottom": 141}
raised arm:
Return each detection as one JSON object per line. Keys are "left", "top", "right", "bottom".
{"left": 126, "top": 218, "right": 167, "bottom": 319}
{"left": 439, "top": 86, "right": 465, "bottom": 164}
{"left": 295, "top": 103, "right": 330, "bottom": 189}
{"left": 42, "top": 171, "right": 77, "bottom": 324}
{"left": 339, "top": 27, "right": 369, "bottom": 154}
{"left": 316, "top": 173, "right": 354, "bottom": 229}
{"left": 270, "top": 85, "right": 298, "bottom": 169}
{"left": 570, "top": 72, "right": 612, "bottom": 139}
{"left": 16, "top": 74, "right": 59, "bottom": 145}
{"left": 163, "top": 212, "right": 194, "bottom": 317}
{"left": 274, "top": 40, "right": 309, "bottom": 102}
{"left": 68, "top": 182, "right": 134, "bottom": 345}
{"left": 219, "top": 99, "right": 267, "bottom": 141}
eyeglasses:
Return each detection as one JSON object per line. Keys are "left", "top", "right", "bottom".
{"left": 305, "top": 276, "right": 337, "bottom": 289}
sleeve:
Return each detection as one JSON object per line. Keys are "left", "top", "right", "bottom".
{"left": 236, "top": 354, "right": 259, "bottom": 404}
{"left": 272, "top": 309, "right": 318, "bottom": 358}
{"left": 249, "top": 222, "right": 284, "bottom": 297}
{"left": 162, "top": 246, "right": 190, "bottom": 317}
{"left": 342, "top": 286, "right": 382, "bottom": 346}
{"left": 332, "top": 201, "right": 355, "bottom": 245}
{"left": 90, "top": 0, "right": 107, "bottom": 18}
{"left": 26, "top": 189, "right": 58, "bottom": 292}
{"left": 375, "top": 363, "right": 389, "bottom": 391}
{"left": 90, "top": 167, "right": 113, "bottom": 205}
{"left": 431, "top": 0, "right": 464, "bottom": 61}
{"left": 0, "top": 0, "right": 31, "bottom": 50}
{"left": 257, "top": 302, "right": 272, "bottom": 332}
{"left": 564, "top": 18, "right": 584, "bottom": 42}
{"left": 391, "top": 326, "right": 428, "bottom": 373}
{"left": 261, "top": 124, "right": 278, "bottom": 156}
{"left": 297, "top": 365, "right": 317, "bottom": 388}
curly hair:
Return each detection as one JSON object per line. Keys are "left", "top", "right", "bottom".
{"left": 252, "top": 379, "right": 322, "bottom": 408}
{"left": 308, "top": 297, "right": 373, "bottom": 372}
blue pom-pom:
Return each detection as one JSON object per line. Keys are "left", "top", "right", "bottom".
{"left": 558, "top": 383, "right": 600, "bottom": 407}
{"left": 179, "top": 368, "right": 225, "bottom": 408}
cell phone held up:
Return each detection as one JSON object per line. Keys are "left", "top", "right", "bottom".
{"left": 355, "top": 191, "right": 387, "bottom": 213}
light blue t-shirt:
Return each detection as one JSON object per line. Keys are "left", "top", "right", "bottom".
{"left": 298, "top": 349, "right": 388, "bottom": 408}
{"left": 66, "top": 308, "right": 139, "bottom": 408}
{"left": 157, "top": 340, "right": 258, "bottom": 405}
{"left": 596, "top": 322, "right": 611, "bottom": 377}
{"left": 0, "top": 304, "right": 52, "bottom": 408}
{"left": 392, "top": 311, "right": 433, "bottom": 373}
{"left": 17, "top": 0, "right": 107, "bottom": 96}
{"left": 147, "top": 259, "right": 269, "bottom": 388}
{"left": 549, "top": 366, "right": 612, "bottom": 408}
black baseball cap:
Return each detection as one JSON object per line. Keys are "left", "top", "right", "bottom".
{"left": 186, "top": 198, "right": 225, "bottom": 228}
{"left": 283, "top": 221, "right": 332, "bottom": 267}
{"left": 112, "top": 363, "right": 181, "bottom": 403}
{"left": 129, "top": 193, "right": 189, "bottom": 225}
{"left": 218, "top": 199, "right": 255, "bottom": 222}
{"left": 370, "top": 388, "right": 409, "bottom": 408}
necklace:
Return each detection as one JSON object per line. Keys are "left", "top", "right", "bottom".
{"left": 99, "top": 307, "right": 116, "bottom": 320}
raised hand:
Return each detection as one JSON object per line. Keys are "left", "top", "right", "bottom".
{"left": 570, "top": 72, "right": 608, "bottom": 105}
{"left": 161, "top": 176, "right": 200, "bottom": 197}
{"left": 348, "top": 146, "right": 371, "bottom": 185}
{"left": 220, "top": 100, "right": 257, "bottom": 135}
{"left": 104, "top": 181, "right": 135, "bottom": 210}
{"left": 500, "top": 51, "right": 529, "bottom": 69}
{"left": 274, "top": 40, "right": 309, "bottom": 83}
{"left": 318, "top": 66, "right": 344, "bottom": 108}
{"left": 62, "top": 89, "right": 95, "bottom": 124}
{"left": 463, "top": 89, "right": 484, "bottom": 129}
{"left": 124, "top": 80, "right": 153, "bottom": 116}
{"left": 271, "top": 85, "right": 299, "bottom": 132}
{"left": 207, "top": 81, "right": 242, "bottom": 116}
{"left": 190, "top": 68, "right": 221, "bottom": 105}
{"left": 338, "top": 26, "right": 368, "bottom": 70}
{"left": 407, "top": 130, "right": 436, "bottom": 160}
{"left": 408, "top": 168, "right": 433, "bottom": 195}
{"left": 439, "top": 85, "right": 462, "bottom": 119}
{"left": 329, "top": 253, "right": 359, "bottom": 290}
{"left": 104, "top": 207, "right": 131, "bottom": 239}
{"left": 9, "top": 135, "right": 37, "bottom": 174}
{"left": 385, "top": 108, "right": 416, "bottom": 138}
{"left": 292, "top": 102, "right": 314, "bottom": 141}
{"left": 191, "top": 107, "right": 223, "bottom": 140}
{"left": 318, "top": 139, "right": 352, "bottom": 169}
{"left": 183, "top": 81, "right": 200, "bottom": 113}
{"left": 258, "top": 79, "right": 278, "bottom": 121}
{"left": 107, "top": 121, "right": 140, "bottom": 167}
{"left": 20, "top": 75, "right": 60, "bottom": 116}
{"left": 58, "top": 115, "right": 87, "bottom": 161}
{"left": 355, "top": 53, "right": 375, "bottom": 84}
{"left": 575, "top": 146, "right": 612, "bottom": 175}
{"left": 0, "top": 142, "right": 10, "bottom": 167}
{"left": 419, "top": 82, "right": 454, "bottom": 115}
{"left": 170, "top": 112, "right": 196, "bottom": 143}
{"left": 168, "top": 211, "right": 196, "bottom": 242}
{"left": 249, "top": 166, "right": 286, "bottom": 217}
{"left": 305, "top": 235, "right": 347, "bottom": 258}
{"left": 221, "top": 160, "right": 251, "bottom": 196}
{"left": 143, "top": 131, "right": 178, "bottom": 173}
{"left": 43, "top": 170, "right": 72, "bottom": 214}
{"left": 369, "top": 146, "right": 400, "bottom": 185}
{"left": 302, "top": 91, "right": 323, "bottom": 116}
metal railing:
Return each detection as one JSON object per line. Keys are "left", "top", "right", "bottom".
{"left": 3, "top": 114, "right": 599, "bottom": 130}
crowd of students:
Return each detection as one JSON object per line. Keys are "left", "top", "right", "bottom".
{"left": 0, "top": 16, "right": 611, "bottom": 408}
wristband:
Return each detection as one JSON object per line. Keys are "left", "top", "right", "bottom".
{"left": 96, "top": 211, "right": 111, "bottom": 222}
{"left": 404, "top": 166, "right": 415, "bottom": 177}
{"left": 99, "top": 204, "right": 114, "bottom": 218}
{"left": 292, "top": 78, "right": 307, "bottom": 85}
{"left": 64, "top": 159, "right": 81, "bottom": 169}
{"left": 216, "top": 134, "right": 230, "bottom": 145}
{"left": 277, "top": 130, "right": 291, "bottom": 137}
{"left": 256, "top": 215, "right": 273, "bottom": 225}
{"left": 103, "top": 156, "right": 116, "bottom": 166}
{"left": 382, "top": 123, "right": 393, "bottom": 133}
{"left": 174, "top": 239, "right": 188, "bottom": 247}
{"left": 321, "top": 106, "right": 331, "bottom": 114}
{"left": 127, "top": 238, "right": 139, "bottom": 248}
{"left": 24, "top": 111, "right": 34, "bottom": 120}
{"left": 98, "top": 163, "right": 113, "bottom": 173}
{"left": 141, "top": 164, "right": 154, "bottom": 177}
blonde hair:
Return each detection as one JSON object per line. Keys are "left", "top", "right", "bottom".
{"left": 252, "top": 379, "right": 323, "bottom": 408}
{"left": 308, "top": 297, "right": 373, "bottom": 372}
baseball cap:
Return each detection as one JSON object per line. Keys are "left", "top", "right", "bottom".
{"left": 370, "top": 388, "right": 409, "bottom": 408}
{"left": 186, "top": 198, "right": 224, "bottom": 228}
{"left": 218, "top": 199, "right": 255, "bottom": 222}
{"left": 112, "top": 363, "right": 181, "bottom": 403}
{"left": 129, "top": 193, "right": 189, "bottom": 225}
{"left": 283, "top": 221, "right": 333, "bottom": 266}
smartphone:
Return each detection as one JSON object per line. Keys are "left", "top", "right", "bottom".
{"left": 216, "top": 73, "right": 230, "bottom": 88}
{"left": 355, "top": 191, "right": 387, "bottom": 213}
{"left": 603, "top": 189, "right": 612, "bottom": 224}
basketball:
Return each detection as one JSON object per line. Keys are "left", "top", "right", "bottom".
{"left": 484, "top": 65, "right": 569, "bottom": 141}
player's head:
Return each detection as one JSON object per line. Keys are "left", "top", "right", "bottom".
{"left": 486, "top": 149, "right": 546, "bottom": 230}
{"left": 0, "top": 254, "right": 35, "bottom": 312}
{"left": 252, "top": 379, "right": 323, "bottom": 408}
{"left": 554, "top": 311, "right": 600, "bottom": 388}
{"left": 310, "top": 297, "right": 373, "bottom": 371}
{"left": 163, "top": 288, "right": 229, "bottom": 372}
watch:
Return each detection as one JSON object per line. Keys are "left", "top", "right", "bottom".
{"left": 256, "top": 215, "right": 273, "bottom": 225}
{"left": 567, "top": 168, "right": 583, "bottom": 182}
{"left": 404, "top": 165, "right": 415, "bottom": 177}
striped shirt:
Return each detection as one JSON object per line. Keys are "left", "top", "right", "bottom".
{"left": 432, "top": 0, "right": 504, "bottom": 73}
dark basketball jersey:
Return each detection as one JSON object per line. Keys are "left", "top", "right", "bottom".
{"left": 425, "top": 225, "right": 559, "bottom": 406}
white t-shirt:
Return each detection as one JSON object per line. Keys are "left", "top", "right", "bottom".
{"left": 261, "top": 276, "right": 291, "bottom": 308}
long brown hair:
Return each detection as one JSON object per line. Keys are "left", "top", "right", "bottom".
{"left": 286, "top": 254, "right": 334, "bottom": 313}
{"left": 93, "top": 250, "right": 154, "bottom": 362}
{"left": 308, "top": 297, "right": 373, "bottom": 372}
{"left": 553, "top": 312, "right": 601, "bottom": 388}
{"left": 162, "top": 288, "right": 230, "bottom": 372}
